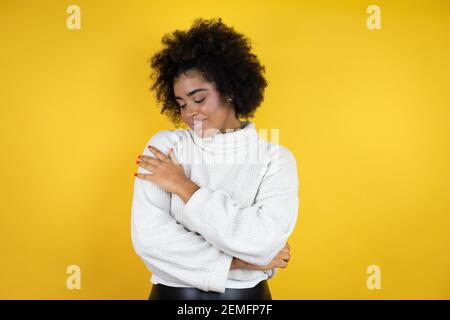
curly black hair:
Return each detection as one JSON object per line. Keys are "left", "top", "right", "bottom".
{"left": 148, "top": 17, "right": 268, "bottom": 127}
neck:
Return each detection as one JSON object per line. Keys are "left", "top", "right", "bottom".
{"left": 219, "top": 117, "right": 242, "bottom": 133}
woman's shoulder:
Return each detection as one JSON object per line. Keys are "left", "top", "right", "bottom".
{"left": 259, "top": 139, "right": 297, "bottom": 173}
{"left": 143, "top": 128, "right": 191, "bottom": 155}
{"left": 256, "top": 133, "right": 296, "bottom": 164}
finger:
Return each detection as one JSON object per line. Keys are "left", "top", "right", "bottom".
{"left": 278, "top": 259, "right": 288, "bottom": 268}
{"left": 148, "top": 145, "right": 168, "bottom": 161}
{"left": 281, "top": 246, "right": 290, "bottom": 253}
{"left": 134, "top": 172, "right": 155, "bottom": 180}
{"left": 137, "top": 160, "right": 157, "bottom": 174}
{"left": 139, "top": 155, "right": 160, "bottom": 166}
{"left": 281, "top": 253, "right": 290, "bottom": 262}
{"left": 277, "top": 252, "right": 290, "bottom": 262}
{"left": 168, "top": 148, "right": 180, "bottom": 165}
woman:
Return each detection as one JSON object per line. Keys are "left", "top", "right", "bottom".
{"left": 131, "top": 17, "right": 299, "bottom": 300}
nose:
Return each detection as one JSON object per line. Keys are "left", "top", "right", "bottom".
{"left": 185, "top": 102, "right": 199, "bottom": 117}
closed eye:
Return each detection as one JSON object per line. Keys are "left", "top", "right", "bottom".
{"left": 179, "top": 97, "right": 206, "bottom": 109}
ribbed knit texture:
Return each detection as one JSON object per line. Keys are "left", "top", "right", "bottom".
{"left": 131, "top": 121, "right": 299, "bottom": 293}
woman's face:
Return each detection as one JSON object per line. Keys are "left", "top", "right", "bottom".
{"left": 173, "top": 69, "right": 241, "bottom": 138}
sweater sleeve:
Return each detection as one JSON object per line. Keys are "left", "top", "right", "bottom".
{"left": 180, "top": 145, "right": 300, "bottom": 267}
{"left": 131, "top": 130, "right": 233, "bottom": 293}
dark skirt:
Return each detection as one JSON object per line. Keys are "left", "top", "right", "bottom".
{"left": 149, "top": 279, "right": 272, "bottom": 300}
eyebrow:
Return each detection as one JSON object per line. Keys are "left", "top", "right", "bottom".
{"left": 174, "top": 88, "right": 209, "bottom": 100}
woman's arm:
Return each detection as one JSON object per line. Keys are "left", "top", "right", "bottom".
{"left": 179, "top": 145, "right": 300, "bottom": 267}
{"left": 131, "top": 131, "right": 232, "bottom": 293}
{"left": 231, "top": 242, "right": 291, "bottom": 270}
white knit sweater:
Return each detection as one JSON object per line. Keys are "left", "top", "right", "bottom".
{"left": 131, "top": 121, "right": 299, "bottom": 293}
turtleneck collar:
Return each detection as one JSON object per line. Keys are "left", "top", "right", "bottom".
{"left": 188, "top": 121, "right": 259, "bottom": 154}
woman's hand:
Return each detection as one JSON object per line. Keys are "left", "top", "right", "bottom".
{"left": 230, "top": 242, "right": 291, "bottom": 271}
{"left": 135, "top": 145, "right": 199, "bottom": 201}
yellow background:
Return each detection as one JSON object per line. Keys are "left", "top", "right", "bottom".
{"left": 0, "top": 0, "right": 449, "bottom": 299}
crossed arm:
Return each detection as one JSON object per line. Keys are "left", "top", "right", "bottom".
{"left": 131, "top": 131, "right": 299, "bottom": 292}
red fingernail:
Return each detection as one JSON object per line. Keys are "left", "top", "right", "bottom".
{"left": 136, "top": 160, "right": 139, "bottom": 164}
{"left": 134, "top": 173, "right": 137, "bottom": 176}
